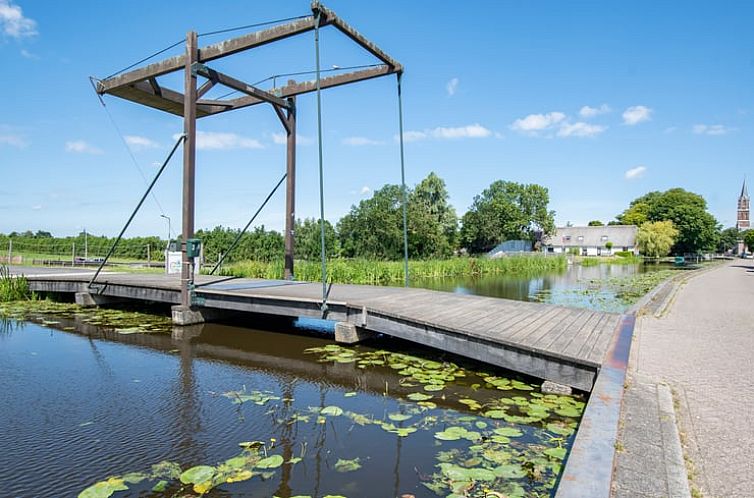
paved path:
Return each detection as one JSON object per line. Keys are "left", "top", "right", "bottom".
{"left": 618, "top": 261, "right": 754, "bottom": 498}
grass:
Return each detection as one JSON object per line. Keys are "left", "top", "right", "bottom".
{"left": 218, "top": 254, "right": 568, "bottom": 285}
{"left": 0, "top": 265, "right": 32, "bottom": 302}
{"left": 577, "top": 254, "right": 643, "bottom": 266}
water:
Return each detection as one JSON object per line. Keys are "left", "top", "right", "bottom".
{"left": 0, "top": 308, "right": 583, "bottom": 498}
{"left": 415, "top": 263, "right": 667, "bottom": 312}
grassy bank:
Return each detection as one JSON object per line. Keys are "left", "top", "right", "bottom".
{"left": 577, "top": 254, "right": 643, "bottom": 266}
{"left": 218, "top": 254, "right": 568, "bottom": 285}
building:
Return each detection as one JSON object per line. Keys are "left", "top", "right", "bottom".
{"left": 543, "top": 225, "right": 638, "bottom": 256}
{"left": 737, "top": 179, "right": 749, "bottom": 231}
{"left": 737, "top": 179, "right": 749, "bottom": 255}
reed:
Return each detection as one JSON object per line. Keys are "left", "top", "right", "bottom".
{"left": 0, "top": 266, "right": 31, "bottom": 302}
{"left": 218, "top": 254, "right": 567, "bottom": 285}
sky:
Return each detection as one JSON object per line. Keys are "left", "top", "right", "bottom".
{"left": 1, "top": 0, "right": 753, "bottom": 238}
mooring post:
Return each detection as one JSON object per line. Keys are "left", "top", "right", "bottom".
{"left": 284, "top": 96, "right": 297, "bottom": 280}
{"left": 180, "top": 30, "right": 198, "bottom": 310}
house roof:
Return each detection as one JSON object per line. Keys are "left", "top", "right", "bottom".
{"left": 543, "top": 225, "right": 638, "bottom": 247}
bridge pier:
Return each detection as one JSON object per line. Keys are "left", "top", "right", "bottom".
{"left": 171, "top": 305, "right": 223, "bottom": 326}
{"left": 334, "top": 322, "right": 376, "bottom": 344}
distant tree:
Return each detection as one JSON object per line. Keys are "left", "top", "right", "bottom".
{"left": 588, "top": 220, "right": 604, "bottom": 226}
{"left": 337, "top": 172, "right": 458, "bottom": 259}
{"left": 743, "top": 230, "right": 754, "bottom": 253}
{"left": 295, "top": 218, "right": 338, "bottom": 260}
{"left": 618, "top": 188, "right": 719, "bottom": 254}
{"left": 717, "top": 227, "right": 740, "bottom": 253}
{"left": 460, "top": 180, "right": 555, "bottom": 254}
{"left": 637, "top": 221, "right": 678, "bottom": 258}
{"left": 607, "top": 220, "right": 621, "bottom": 226}
{"left": 35, "top": 230, "right": 53, "bottom": 238}
{"left": 605, "top": 241, "right": 614, "bottom": 251}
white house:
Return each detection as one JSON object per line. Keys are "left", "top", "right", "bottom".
{"left": 543, "top": 225, "right": 639, "bottom": 256}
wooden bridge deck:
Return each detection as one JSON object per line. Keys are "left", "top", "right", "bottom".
{"left": 19, "top": 268, "right": 622, "bottom": 391}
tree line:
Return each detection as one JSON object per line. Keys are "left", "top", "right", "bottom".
{"left": 1, "top": 173, "right": 557, "bottom": 263}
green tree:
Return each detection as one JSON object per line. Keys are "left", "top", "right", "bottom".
{"left": 460, "top": 180, "right": 555, "bottom": 254}
{"left": 717, "top": 227, "right": 740, "bottom": 253}
{"left": 588, "top": 220, "right": 604, "bottom": 226}
{"left": 618, "top": 188, "right": 719, "bottom": 254}
{"left": 295, "top": 218, "right": 338, "bottom": 260}
{"left": 743, "top": 230, "right": 754, "bottom": 253}
{"left": 637, "top": 220, "right": 678, "bottom": 258}
{"left": 338, "top": 173, "right": 458, "bottom": 259}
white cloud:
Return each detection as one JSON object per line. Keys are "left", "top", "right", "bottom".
{"left": 124, "top": 135, "right": 159, "bottom": 150}
{"left": 172, "top": 131, "right": 263, "bottom": 150}
{"left": 446, "top": 77, "right": 459, "bottom": 96}
{"left": 342, "top": 136, "right": 383, "bottom": 146}
{"left": 579, "top": 104, "right": 611, "bottom": 118}
{"left": 65, "top": 140, "right": 102, "bottom": 154}
{"left": 692, "top": 124, "right": 734, "bottom": 136}
{"left": 0, "top": 0, "right": 37, "bottom": 38}
{"left": 622, "top": 105, "right": 652, "bottom": 125}
{"left": 360, "top": 186, "right": 371, "bottom": 195}
{"left": 270, "top": 132, "right": 313, "bottom": 146}
{"left": 400, "top": 130, "right": 428, "bottom": 142}
{"left": 510, "top": 112, "right": 566, "bottom": 133}
{"left": 624, "top": 165, "right": 647, "bottom": 180}
{"left": 398, "top": 124, "right": 492, "bottom": 142}
{"left": 19, "top": 48, "right": 38, "bottom": 59}
{"left": 0, "top": 133, "right": 27, "bottom": 147}
{"left": 557, "top": 122, "right": 607, "bottom": 138}
{"left": 31, "top": 204, "right": 42, "bottom": 210}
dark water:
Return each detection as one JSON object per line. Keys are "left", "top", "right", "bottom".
{"left": 415, "top": 263, "right": 665, "bottom": 312}
{"left": 0, "top": 311, "right": 582, "bottom": 498}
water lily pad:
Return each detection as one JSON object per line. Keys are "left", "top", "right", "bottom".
{"left": 78, "top": 478, "right": 128, "bottom": 498}
{"left": 321, "top": 405, "right": 344, "bottom": 416}
{"left": 423, "top": 383, "right": 445, "bottom": 392}
{"left": 151, "top": 480, "right": 168, "bottom": 492}
{"left": 180, "top": 465, "right": 215, "bottom": 485}
{"left": 484, "top": 410, "right": 507, "bottom": 419}
{"left": 555, "top": 406, "right": 581, "bottom": 417}
{"left": 544, "top": 447, "right": 567, "bottom": 460}
{"left": 225, "top": 469, "right": 254, "bottom": 483}
{"left": 406, "top": 392, "right": 433, "bottom": 401}
{"left": 334, "top": 458, "right": 361, "bottom": 473}
{"left": 256, "top": 454, "right": 284, "bottom": 469}
{"left": 343, "top": 392, "right": 357, "bottom": 397}
{"left": 493, "top": 463, "right": 526, "bottom": 479}
{"left": 494, "top": 427, "right": 523, "bottom": 437}
{"left": 388, "top": 413, "right": 412, "bottom": 422}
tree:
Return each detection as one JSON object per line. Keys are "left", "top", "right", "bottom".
{"left": 743, "top": 230, "right": 754, "bottom": 253}
{"left": 588, "top": 220, "right": 604, "bottom": 226}
{"left": 338, "top": 173, "right": 458, "bottom": 260}
{"left": 717, "top": 227, "right": 740, "bottom": 253}
{"left": 295, "top": 218, "right": 338, "bottom": 260}
{"left": 618, "top": 188, "right": 719, "bottom": 254}
{"left": 637, "top": 221, "right": 678, "bottom": 258}
{"left": 460, "top": 181, "right": 555, "bottom": 254}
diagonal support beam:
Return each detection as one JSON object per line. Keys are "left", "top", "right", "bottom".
{"left": 192, "top": 63, "right": 292, "bottom": 109}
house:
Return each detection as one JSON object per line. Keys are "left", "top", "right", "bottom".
{"left": 542, "top": 225, "right": 639, "bottom": 256}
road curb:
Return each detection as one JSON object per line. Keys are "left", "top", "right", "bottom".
{"left": 657, "top": 383, "right": 692, "bottom": 498}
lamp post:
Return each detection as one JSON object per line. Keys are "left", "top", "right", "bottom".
{"left": 160, "top": 214, "right": 171, "bottom": 252}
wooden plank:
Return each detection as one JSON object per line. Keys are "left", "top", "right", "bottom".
{"left": 193, "top": 64, "right": 291, "bottom": 108}
{"left": 460, "top": 302, "right": 540, "bottom": 337}
{"left": 535, "top": 309, "right": 595, "bottom": 351}
{"left": 315, "top": 3, "right": 402, "bottom": 70}
{"left": 518, "top": 307, "right": 588, "bottom": 350}
{"left": 500, "top": 306, "right": 567, "bottom": 342}
{"left": 586, "top": 315, "right": 621, "bottom": 364}
{"left": 218, "top": 65, "right": 394, "bottom": 114}
{"left": 558, "top": 312, "right": 605, "bottom": 357}
{"left": 569, "top": 314, "right": 610, "bottom": 359}
{"left": 98, "top": 16, "right": 322, "bottom": 94}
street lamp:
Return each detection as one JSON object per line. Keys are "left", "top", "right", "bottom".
{"left": 160, "top": 215, "right": 171, "bottom": 252}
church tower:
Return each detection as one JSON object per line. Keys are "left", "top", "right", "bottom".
{"left": 737, "top": 179, "right": 750, "bottom": 231}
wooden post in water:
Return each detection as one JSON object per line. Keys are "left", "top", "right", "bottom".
{"left": 180, "top": 31, "right": 198, "bottom": 309}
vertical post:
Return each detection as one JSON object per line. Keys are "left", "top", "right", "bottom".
{"left": 397, "top": 72, "right": 409, "bottom": 287}
{"left": 147, "top": 244, "right": 151, "bottom": 267}
{"left": 7, "top": 239, "right": 11, "bottom": 265}
{"left": 284, "top": 96, "right": 297, "bottom": 280}
{"left": 181, "top": 31, "right": 198, "bottom": 308}
{"left": 72, "top": 242, "right": 75, "bottom": 266}
{"left": 84, "top": 229, "right": 88, "bottom": 261}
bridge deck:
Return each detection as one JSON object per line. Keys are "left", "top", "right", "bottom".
{"left": 18, "top": 268, "right": 622, "bottom": 391}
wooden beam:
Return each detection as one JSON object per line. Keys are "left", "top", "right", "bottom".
{"left": 216, "top": 65, "right": 395, "bottom": 114}
{"left": 98, "top": 15, "right": 323, "bottom": 94}
{"left": 313, "top": 2, "right": 402, "bottom": 71}
{"left": 196, "top": 77, "right": 216, "bottom": 99}
{"left": 108, "top": 81, "right": 219, "bottom": 117}
{"left": 192, "top": 63, "right": 291, "bottom": 109}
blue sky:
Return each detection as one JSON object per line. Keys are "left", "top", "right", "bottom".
{"left": 1, "top": 0, "right": 752, "bottom": 237}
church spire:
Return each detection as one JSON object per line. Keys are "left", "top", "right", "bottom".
{"left": 741, "top": 177, "right": 749, "bottom": 200}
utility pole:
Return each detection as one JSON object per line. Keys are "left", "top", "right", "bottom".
{"left": 147, "top": 243, "right": 151, "bottom": 267}
{"left": 72, "top": 242, "right": 75, "bottom": 266}
{"left": 84, "top": 228, "right": 88, "bottom": 262}
{"left": 7, "top": 239, "right": 11, "bottom": 265}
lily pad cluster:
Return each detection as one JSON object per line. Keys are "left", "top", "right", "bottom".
{"left": 78, "top": 443, "right": 292, "bottom": 497}
{"left": 0, "top": 299, "right": 172, "bottom": 334}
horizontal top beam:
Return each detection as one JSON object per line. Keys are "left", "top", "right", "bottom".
{"left": 98, "top": 15, "right": 326, "bottom": 94}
